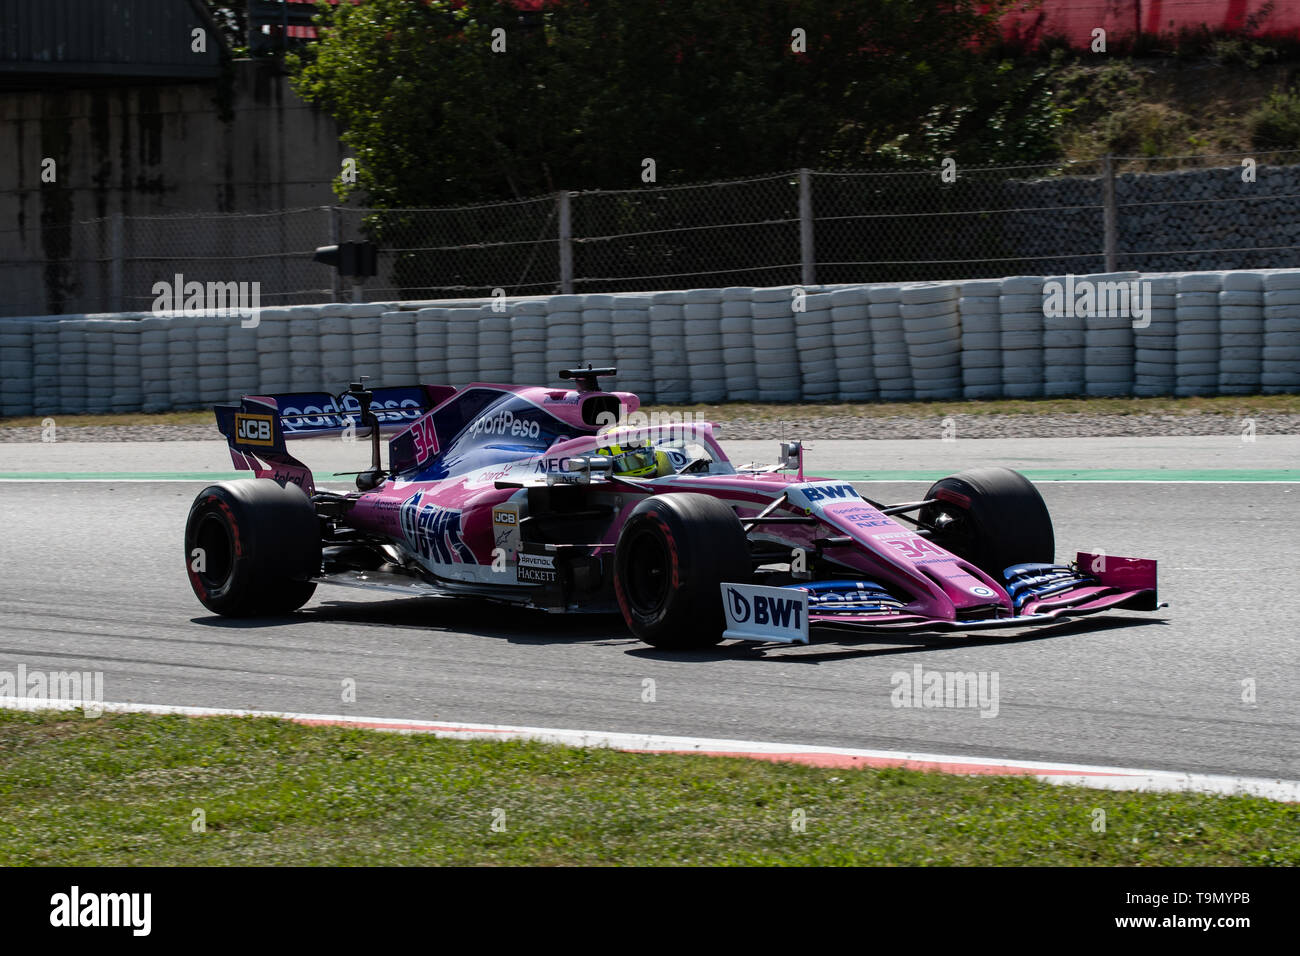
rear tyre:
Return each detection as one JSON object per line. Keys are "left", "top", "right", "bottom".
{"left": 614, "top": 493, "right": 750, "bottom": 649}
{"left": 185, "top": 479, "right": 321, "bottom": 616}
{"left": 917, "top": 467, "right": 1054, "bottom": 580}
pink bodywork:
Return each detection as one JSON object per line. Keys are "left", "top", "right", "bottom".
{"left": 271, "top": 382, "right": 1157, "bottom": 628}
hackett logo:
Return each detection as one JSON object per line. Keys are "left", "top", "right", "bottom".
{"left": 49, "top": 886, "right": 151, "bottom": 936}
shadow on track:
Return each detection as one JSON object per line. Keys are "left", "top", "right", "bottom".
{"left": 626, "top": 615, "right": 1170, "bottom": 664}
{"left": 191, "top": 594, "right": 633, "bottom": 647}
{"left": 195, "top": 593, "right": 1168, "bottom": 660}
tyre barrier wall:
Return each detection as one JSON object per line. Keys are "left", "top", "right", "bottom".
{"left": 1, "top": 272, "right": 1297, "bottom": 416}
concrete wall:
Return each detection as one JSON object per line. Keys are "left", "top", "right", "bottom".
{"left": 0, "top": 59, "right": 346, "bottom": 317}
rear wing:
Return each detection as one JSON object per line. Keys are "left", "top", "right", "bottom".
{"left": 214, "top": 385, "right": 457, "bottom": 492}
{"left": 215, "top": 386, "right": 457, "bottom": 443}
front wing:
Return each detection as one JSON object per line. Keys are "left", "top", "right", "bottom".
{"left": 804, "top": 553, "right": 1159, "bottom": 636}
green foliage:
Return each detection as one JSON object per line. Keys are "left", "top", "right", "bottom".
{"left": 290, "top": 0, "right": 1027, "bottom": 206}
{"left": 1208, "top": 37, "right": 1278, "bottom": 70}
{"left": 1247, "top": 88, "right": 1300, "bottom": 149}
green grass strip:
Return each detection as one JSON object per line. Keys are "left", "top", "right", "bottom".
{"left": 0, "top": 710, "right": 1294, "bottom": 866}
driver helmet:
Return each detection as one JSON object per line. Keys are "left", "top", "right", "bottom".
{"left": 595, "top": 441, "right": 673, "bottom": 478}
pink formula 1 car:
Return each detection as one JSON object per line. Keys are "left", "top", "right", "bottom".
{"left": 184, "top": 368, "right": 1159, "bottom": 648}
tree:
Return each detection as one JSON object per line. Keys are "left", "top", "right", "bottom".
{"left": 291, "top": 0, "right": 1027, "bottom": 207}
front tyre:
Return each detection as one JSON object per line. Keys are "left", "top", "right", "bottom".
{"left": 184, "top": 479, "right": 321, "bottom": 616}
{"left": 917, "top": 467, "right": 1054, "bottom": 580}
{"left": 614, "top": 493, "right": 750, "bottom": 649}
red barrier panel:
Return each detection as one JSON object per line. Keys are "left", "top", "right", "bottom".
{"left": 1002, "top": 0, "right": 1300, "bottom": 49}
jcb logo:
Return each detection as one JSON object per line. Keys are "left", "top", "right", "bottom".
{"left": 493, "top": 510, "right": 517, "bottom": 525}
{"left": 235, "top": 414, "right": 274, "bottom": 446}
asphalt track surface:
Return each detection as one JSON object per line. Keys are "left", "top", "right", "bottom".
{"left": 1, "top": 436, "right": 1297, "bottom": 780}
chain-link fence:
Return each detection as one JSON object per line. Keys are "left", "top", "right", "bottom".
{"left": 7, "top": 150, "right": 1300, "bottom": 316}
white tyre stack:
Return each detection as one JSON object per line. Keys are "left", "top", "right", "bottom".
{"left": 611, "top": 295, "right": 655, "bottom": 400}
{"left": 193, "top": 317, "right": 229, "bottom": 406}
{"left": 1082, "top": 271, "right": 1140, "bottom": 397}
{"left": 83, "top": 319, "right": 116, "bottom": 414}
{"left": 1218, "top": 272, "right": 1266, "bottom": 396}
{"left": 998, "top": 276, "right": 1044, "bottom": 398}
{"left": 900, "top": 282, "right": 961, "bottom": 400}
{"left": 1040, "top": 275, "right": 1084, "bottom": 398}
{"left": 139, "top": 316, "right": 171, "bottom": 412}
{"left": 958, "top": 279, "right": 1004, "bottom": 399}
{"left": 285, "top": 307, "right": 323, "bottom": 394}
{"left": 581, "top": 294, "right": 617, "bottom": 375}
{"left": 414, "top": 307, "right": 449, "bottom": 385}
{"left": 165, "top": 314, "right": 200, "bottom": 409}
{"left": 868, "top": 284, "right": 913, "bottom": 401}
{"left": 0, "top": 318, "right": 35, "bottom": 416}
{"left": 31, "top": 318, "right": 62, "bottom": 415}
{"left": 477, "top": 304, "right": 512, "bottom": 384}
{"left": 444, "top": 308, "right": 482, "bottom": 386}
{"left": 254, "top": 308, "right": 295, "bottom": 394}
{"left": 1262, "top": 271, "right": 1300, "bottom": 394}
{"left": 509, "top": 301, "right": 547, "bottom": 386}
{"left": 545, "top": 295, "right": 585, "bottom": 380}
{"left": 226, "top": 316, "right": 261, "bottom": 401}
{"left": 111, "top": 317, "right": 144, "bottom": 411}
{"left": 379, "top": 309, "right": 418, "bottom": 386}
{"left": 347, "top": 303, "right": 386, "bottom": 385}
{"left": 649, "top": 291, "right": 690, "bottom": 403}
{"left": 751, "top": 286, "right": 802, "bottom": 402}
{"left": 720, "top": 287, "right": 757, "bottom": 401}
{"left": 318, "top": 305, "right": 354, "bottom": 393}
{"left": 57, "top": 319, "right": 89, "bottom": 414}
{"left": 1132, "top": 274, "right": 1177, "bottom": 397}
{"left": 1174, "top": 272, "right": 1222, "bottom": 396}
{"left": 683, "top": 289, "right": 726, "bottom": 403}
{"left": 830, "top": 286, "right": 875, "bottom": 401}
{"left": 795, "top": 292, "right": 837, "bottom": 402}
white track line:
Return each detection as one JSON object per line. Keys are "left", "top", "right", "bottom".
{"left": 3, "top": 697, "right": 1296, "bottom": 802}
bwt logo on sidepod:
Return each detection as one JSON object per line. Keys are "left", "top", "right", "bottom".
{"left": 399, "top": 492, "right": 476, "bottom": 565}
{"left": 727, "top": 587, "right": 803, "bottom": 628}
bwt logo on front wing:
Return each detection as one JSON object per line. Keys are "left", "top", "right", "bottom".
{"left": 727, "top": 587, "right": 804, "bottom": 628}
{"left": 235, "top": 413, "right": 275, "bottom": 446}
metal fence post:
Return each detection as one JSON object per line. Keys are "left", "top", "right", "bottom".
{"left": 1101, "top": 154, "right": 1118, "bottom": 272}
{"left": 798, "top": 168, "right": 816, "bottom": 286}
{"left": 327, "top": 205, "right": 341, "bottom": 302}
{"left": 109, "top": 213, "right": 124, "bottom": 313}
{"left": 558, "top": 190, "right": 574, "bottom": 294}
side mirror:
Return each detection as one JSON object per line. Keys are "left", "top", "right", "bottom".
{"left": 779, "top": 441, "right": 802, "bottom": 471}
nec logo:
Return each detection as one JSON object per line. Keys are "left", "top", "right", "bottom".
{"left": 235, "top": 414, "right": 274, "bottom": 446}
{"left": 727, "top": 587, "right": 803, "bottom": 628}
{"left": 800, "top": 483, "right": 859, "bottom": 502}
